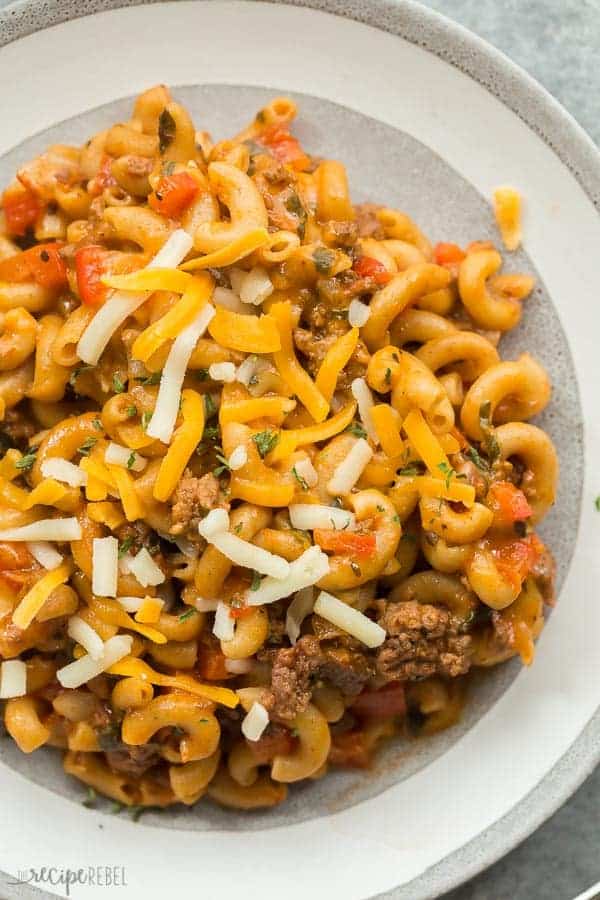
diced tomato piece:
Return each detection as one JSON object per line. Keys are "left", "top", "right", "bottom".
{"left": 488, "top": 481, "right": 533, "bottom": 526}
{"left": 313, "top": 529, "right": 377, "bottom": 559}
{"left": 257, "top": 126, "right": 310, "bottom": 171}
{"left": 229, "top": 602, "right": 254, "bottom": 620}
{"left": 328, "top": 731, "right": 371, "bottom": 768}
{"left": 246, "top": 725, "right": 297, "bottom": 764}
{"left": 352, "top": 682, "right": 407, "bottom": 719}
{"left": 491, "top": 534, "right": 543, "bottom": 590}
{"left": 197, "top": 645, "right": 232, "bottom": 681}
{"left": 2, "top": 184, "right": 42, "bottom": 236}
{"left": 433, "top": 242, "right": 466, "bottom": 268}
{"left": 353, "top": 255, "right": 392, "bottom": 285}
{"left": 0, "top": 242, "right": 67, "bottom": 289}
{"left": 149, "top": 171, "right": 200, "bottom": 220}
{"left": 75, "top": 245, "right": 112, "bottom": 306}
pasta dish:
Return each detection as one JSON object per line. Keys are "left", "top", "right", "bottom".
{"left": 0, "top": 86, "right": 558, "bottom": 811}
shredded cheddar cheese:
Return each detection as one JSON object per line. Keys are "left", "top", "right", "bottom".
{"left": 208, "top": 307, "right": 281, "bottom": 354}
{"left": 268, "top": 401, "right": 357, "bottom": 462}
{"left": 402, "top": 408, "right": 450, "bottom": 476}
{"left": 132, "top": 273, "right": 213, "bottom": 362}
{"left": 154, "top": 389, "right": 205, "bottom": 502}
{"left": 179, "top": 228, "right": 269, "bottom": 271}
{"left": 21, "top": 479, "right": 69, "bottom": 511}
{"left": 314, "top": 328, "right": 359, "bottom": 402}
{"left": 102, "top": 267, "right": 192, "bottom": 294}
{"left": 107, "top": 656, "right": 239, "bottom": 708}
{"left": 270, "top": 301, "right": 329, "bottom": 423}
{"left": 371, "top": 404, "right": 404, "bottom": 458}
{"left": 87, "top": 501, "right": 126, "bottom": 530}
{"left": 107, "top": 465, "right": 145, "bottom": 521}
{"left": 12, "top": 562, "right": 72, "bottom": 630}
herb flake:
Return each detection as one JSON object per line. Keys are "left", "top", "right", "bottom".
{"left": 252, "top": 429, "right": 278, "bottom": 458}
{"left": 158, "top": 108, "right": 176, "bottom": 154}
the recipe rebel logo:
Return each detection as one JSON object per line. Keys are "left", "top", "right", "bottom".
{"left": 9, "top": 865, "right": 128, "bottom": 895}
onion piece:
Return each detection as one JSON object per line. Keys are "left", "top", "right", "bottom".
{"left": 0, "top": 659, "right": 27, "bottom": 699}
{"left": 228, "top": 445, "right": 248, "bottom": 471}
{"left": 213, "top": 601, "right": 235, "bottom": 641}
{"left": 239, "top": 267, "right": 273, "bottom": 306}
{"left": 348, "top": 299, "right": 371, "bottom": 328}
{"left": 241, "top": 701, "right": 269, "bottom": 741}
{"left": 208, "top": 361, "right": 237, "bottom": 382}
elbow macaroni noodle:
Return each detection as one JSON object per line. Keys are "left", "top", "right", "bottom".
{"left": 0, "top": 87, "right": 558, "bottom": 811}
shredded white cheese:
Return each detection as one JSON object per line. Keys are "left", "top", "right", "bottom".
{"left": 225, "top": 658, "right": 254, "bottom": 674}
{"left": 228, "top": 445, "right": 248, "bottom": 471}
{"left": 327, "top": 438, "right": 373, "bottom": 496}
{"left": 213, "top": 600, "right": 235, "bottom": 641}
{"left": 0, "top": 518, "right": 82, "bottom": 542}
{"left": 27, "top": 541, "right": 63, "bottom": 570}
{"left": 289, "top": 504, "right": 356, "bottom": 531}
{"left": 0, "top": 659, "right": 27, "bottom": 699}
{"left": 292, "top": 457, "right": 318, "bottom": 489}
{"left": 104, "top": 442, "right": 147, "bottom": 472}
{"left": 286, "top": 586, "right": 315, "bottom": 645}
{"left": 56, "top": 634, "right": 133, "bottom": 689}
{"left": 40, "top": 457, "right": 87, "bottom": 487}
{"left": 92, "top": 536, "right": 118, "bottom": 598}
{"left": 198, "top": 507, "right": 230, "bottom": 539}
{"left": 351, "top": 377, "right": 379, "bottom": 444}
{"left": 128, "top": 548, "right": 165, "bottom": 587}
{"left": 208, "top": 362, "right": 236, "bottom": 383}
{"left": 348, "top": 299, "right": 371, "bottom": 328}
{"left": 146, "top": 303, "right": 215, "bottom": 444}
{"left": 241, "top": 701, "right": 269, "bottom": 741}
{"left": 76, "top": 229, "right": 193, "bottom": 366}
{"left": 247, "top": 545, "right": 330, "bottom": 607}
{"left": 208, "top": 532, "right": 290, "bottom": 579}
{"left": 67, "top": 615, "right": 105, "bottom": 660}
{"left": 314, "top": 590, "right": 386, "bottom": 648}
{"left": 239, "top": 267, "right": 273, "bottom": 306}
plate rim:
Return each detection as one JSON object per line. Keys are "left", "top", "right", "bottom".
{"left": 0, "top": 2, "right": 598, "bottom": 899}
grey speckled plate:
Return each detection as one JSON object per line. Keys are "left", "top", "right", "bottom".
{"left": 0, "top": 3, "right": 599, "bottom": 900}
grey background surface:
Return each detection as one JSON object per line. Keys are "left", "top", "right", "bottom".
{"left": 0, "top": 0, "right": 598, "bottom": 898}
{"left": 422, "top": 8, "right": 600, "bottom": 900}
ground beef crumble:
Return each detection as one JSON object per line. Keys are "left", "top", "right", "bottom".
{"left": 376, "top": 600, "right": 472, "bottom": 681}
{"left": 170, "top": 470, "right": 224, "bottom": 536}
{"left": 264, "top": 634, "right": 373, "bottom": 721}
